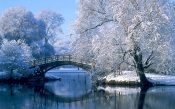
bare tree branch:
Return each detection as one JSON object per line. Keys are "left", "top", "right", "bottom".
{"left": 80, "top": 19, "right": 113, "bottom": 34}
{"left": 144, "top": 62, "right": 153, "bottom": 69}
{"left": 144, "top": 51, "right": 154, "bottom": 65}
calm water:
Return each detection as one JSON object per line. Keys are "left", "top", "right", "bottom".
{"left": 0, "top": 70, "right": 175, "bottom": 109}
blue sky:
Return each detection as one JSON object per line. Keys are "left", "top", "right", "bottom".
{"left": 0, "top": 0, "right": 77, "bottom": 40}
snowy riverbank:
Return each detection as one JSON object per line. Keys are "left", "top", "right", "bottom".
{"left": 99, "top": 71, "right": 175, "bottom": 86}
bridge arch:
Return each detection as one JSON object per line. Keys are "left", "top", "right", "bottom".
{"left": 29, "top": 55, "right": 95, "bottom": 76}
{"left": 38, "top": 61, "right": 92, "bottom": 73}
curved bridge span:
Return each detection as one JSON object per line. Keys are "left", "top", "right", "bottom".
{"left": 28, "top": 55, "right": 95, "bottom": 80}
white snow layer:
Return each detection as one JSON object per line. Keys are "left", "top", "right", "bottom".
{"left": 105, "top": 71, "right": 175, "bottom": 85}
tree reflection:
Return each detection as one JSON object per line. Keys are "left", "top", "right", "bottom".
{"left": 10, "top": 84, "right": 14, "bottom": 96}
{"left": 138, "top": 86, "right": 151, "bottom": 109}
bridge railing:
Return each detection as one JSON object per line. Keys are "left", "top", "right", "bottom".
{"left": 29, "top": 54, "right": 95, "bottom": 68}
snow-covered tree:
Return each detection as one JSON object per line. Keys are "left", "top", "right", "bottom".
{"left": 0, "top": 39, "right": 32, "bottom": 78}
{"left": 54, "top": 39, "right": 70, "bottom": 54}
{"left": 29, "top": 41, "right": 56, "bottom": 58}
{"left": 91, "top": 24, "right": 128, "bottom": 76}
{"left": 72, "top": 0, "right": 175, "bottom": 86}
{"left": 0, "top": 6, "right": 47, "bottom": 59}
{"left": 0, "top": 7, "right": 65, "bottom": 59}
{"left": 70, "top": 33, "right": 93, "bottom": 59}
{"left": 36, "top": 10, "right": 64, "bottom": 57}
{"left": 36, "top": 10, "right": 64, "bottom": 44}
{"left": 0, "top": 7, "right": 46, "bottom": 45}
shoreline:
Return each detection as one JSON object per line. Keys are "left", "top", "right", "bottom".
{"left": 96, "top": 78, "right": 140, "bottom": 86}
{"left": 96, "top": 71, "right": 175, "bottom": 86}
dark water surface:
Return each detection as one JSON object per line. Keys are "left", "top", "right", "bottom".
{"left": 0, "top": 70, "right": 175, "bottom": 109}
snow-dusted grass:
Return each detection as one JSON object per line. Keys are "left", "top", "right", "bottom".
{"left": 105, "top": 71, "right": 139, "bottom": 82}
{"left": 104, "top": 71, "right": 175, "bottom": 86}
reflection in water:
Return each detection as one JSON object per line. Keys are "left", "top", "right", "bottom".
{"left": 138, "top": 87, "right": 150, "bottom": 109}
{"left": 44, "top": 73, "right": 92, "bottom": 102}
{"left": 144, "top": 86, "right": 175, "bottom": 109}
{"left": 0, "top": 72, "right": 175, "bottom": 109}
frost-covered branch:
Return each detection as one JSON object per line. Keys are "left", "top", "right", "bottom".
{"left": 79, "top": 19, "right": 113, "bottom": 34}
{"left": 144, "top": 51, "right": 154, "bottom": 69}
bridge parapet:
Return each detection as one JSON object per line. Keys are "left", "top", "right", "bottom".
{"left": 29, "top": 54, "right": 95, "bottom": 69}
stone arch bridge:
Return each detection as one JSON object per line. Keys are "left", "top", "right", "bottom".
{"left": 28, "top": 55, "right": 95, "bottom": 81}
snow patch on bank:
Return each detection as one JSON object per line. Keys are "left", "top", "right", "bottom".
{"left": 104, "top": 71, "right": 175, "bottom": 85}
{"left": 147, "top": 73, "right": 175, "bottom": 85}
{"left": 105, "top": 71, "right": 139, "bottom": 82}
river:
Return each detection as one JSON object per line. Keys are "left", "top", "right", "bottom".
{"left": 0, "top": 70, "right": 175, "bottom": 109}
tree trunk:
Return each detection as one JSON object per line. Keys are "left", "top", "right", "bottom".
{"left": 137, "top": 67, "right": 153, "bottom": 86}
{"left": 132, "top": 45, "right": 153, "bottom": 86}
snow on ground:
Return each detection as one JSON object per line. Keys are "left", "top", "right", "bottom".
{"left": 105, "top": 71, "right": 175, "bottom": 85}
{"left": 147, "top": 73, "right": 175, "bottom": 85}
{"left": 105, "top": 71, "right": 140, "bottom": 82}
